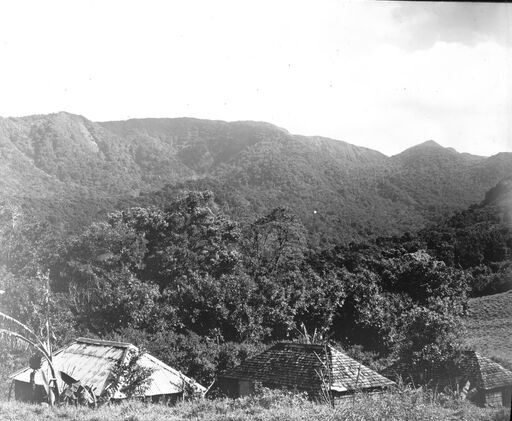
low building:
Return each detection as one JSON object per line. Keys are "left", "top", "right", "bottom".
{"left": 9, "top": 337, "right": 205, "bottom": 404}
{"left": 210, "top": 342, "right": 395, "bottom": 399}
{"left": 382, "top": 351, "right": 512, "bottom": 407}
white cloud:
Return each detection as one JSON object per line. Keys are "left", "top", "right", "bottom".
{"left": 0, "top": 0, "right": 509, "bottom": 156}
{"left": 320, "top": 41, "right": 512, "bottom": 156}
{"left": 391, "top": 2, "right": 512, "bottom": 50}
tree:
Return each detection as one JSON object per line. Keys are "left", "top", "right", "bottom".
{"left": 0, "top": 202, "right": 62, "bottom": 276}
{"left": 108, "top": 347, "right": 154, "bottom": 399}
{"left": 66, "top": 267, "right": 160, "bottom": 335}
{"left": 242, "top": 207, "right": 307, "bottom": 278}
{"left": 379, "top": 250, "right": 470, "bottom": 306}
{"left": 53, "top": 191, "right": 245, "bottom": 337}
{"left": 52, "top": 215, "right": 160, "bottom": 334}
{"left": 392, "top": 299, "right": 465, "bottom": 382}
{"left": 112, "top": 191, "right": 242, "bottom": 290}
{"left": 0, "top": 271, "right": 59, "bottom": 405}
{"left": 308, "top": 241, "right": 470, "bottom": 360}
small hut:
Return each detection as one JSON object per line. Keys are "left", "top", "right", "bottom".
{"left": 210, "top": 342, "right": 395, "bottom": 399}
{"left": 9, "top": 337, "right": 205, "bottom": 404}
{"left": 382, "top": 351, "right": 512, "bottom": 407}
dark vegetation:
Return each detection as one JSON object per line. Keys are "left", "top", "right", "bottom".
{"left": 1, "top": 174, "right": 511, "bottom": 394}
{"left": 420, "top": 176, "right": 512, "bottom": 297}
{"left": 1, "top": 113, "right": 511, "bottom": 409}
{"left": 2, "top": 113, "right": 512, "bottom": 243}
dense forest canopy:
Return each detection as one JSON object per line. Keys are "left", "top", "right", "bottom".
{"left": 2, "top": 176, "right": 510, "bottom": 387}
{"left": 1, "top": 113, "right": 511, "bottom": 390}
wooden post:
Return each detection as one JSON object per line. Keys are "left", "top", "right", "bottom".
{"left": 30, "top": 370, "right": 36, "bottom": 403}
{"left": 8, "top": 381, "right": 14, "bottom": 401}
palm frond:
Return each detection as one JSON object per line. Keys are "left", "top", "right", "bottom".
{"left": 0, "top": 311, "right": 44, "bottom": 348}
{"left": 0, "top": 329, "right": 41, "bottom": 352}
{"left": 0, "top": 328, "right": 58, "bottom": 395}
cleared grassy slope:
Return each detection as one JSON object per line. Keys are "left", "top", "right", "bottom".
{"left": 465, "top": 290, "right": 512, "bottom": 367}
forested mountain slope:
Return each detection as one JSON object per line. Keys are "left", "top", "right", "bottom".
{"left": 1, "top": 112, "right": 511, "bottom": 241}
{"left": 419, "top": 175, "right": 512, "bottom": 296}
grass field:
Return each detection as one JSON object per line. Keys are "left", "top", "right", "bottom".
{"left": 0, "top": 388, "right": 509, "bottom": 421}
{"left": 465, "top": 290, "right": 512, "bottom": 368}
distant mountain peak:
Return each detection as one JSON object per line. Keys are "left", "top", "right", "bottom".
{"left": 0, "top": 111, "right": 511, "bottom": 239}
{"left": 418, "top": 140, "right": 443, "bottom": 148}
{"left": 390, "top": 139, "right": 491, "bottom": 172}
{"left": 405, "top": 140, "right": 455, "bottom": 153}
{"left": 394, "top": 139, "right": 462, "bottom": 159}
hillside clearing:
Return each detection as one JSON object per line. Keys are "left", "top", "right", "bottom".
{"left": 465, "top": 290, "right": 512, "bottom": 367}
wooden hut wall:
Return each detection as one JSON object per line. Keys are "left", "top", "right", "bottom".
{"left": 13, "top": 380, "right": 47, "bottom": 403}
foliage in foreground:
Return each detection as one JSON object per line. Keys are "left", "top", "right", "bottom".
{"left": 4, "top": 183, "right": 512, "bottom": 391}
{"left": 0, "top": 387, "right": 510, "bottom": 421}
{"left": 0, "top": 191, "right": 475, "bottom": 388}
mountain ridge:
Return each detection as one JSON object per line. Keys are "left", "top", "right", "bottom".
{"left": 1, "top": 112, "right": 511, "bottom": 241}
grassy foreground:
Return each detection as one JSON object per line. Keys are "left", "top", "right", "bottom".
{"left": 0, "top": 388, "right": 509, "bottom": 421}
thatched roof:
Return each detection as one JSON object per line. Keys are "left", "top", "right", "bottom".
{"left": 220, "top": 342, "right": 395, "bottom": 394}
{"left": 9, "top": 337, "right": 205, "bottom": 398}
{"left": 382, "top": 351, "right": 512, "bottom": 391}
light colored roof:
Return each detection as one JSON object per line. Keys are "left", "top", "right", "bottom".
{"left": 220, "top": 342, "right": 394, "bottom": 394}
{"left": 137, "top": 352, "right": 205, "bottom": 396}
{"left": 9, "top": 337, "right": 205, "bottom": 397}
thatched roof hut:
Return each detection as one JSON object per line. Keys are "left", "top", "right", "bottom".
{"left": 9, "top": 337, "right": 205, "bottom": 404}
{"left": 382, "top": 351, "right": 512, "bottom": 407}
{"left": 211, "top": 342, "right": 395, "bottom": 399}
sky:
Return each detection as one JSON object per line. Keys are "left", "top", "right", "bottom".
{"left": 0, "top": 1, "right": 510, "bottom": 156}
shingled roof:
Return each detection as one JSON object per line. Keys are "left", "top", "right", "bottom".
{"left": 459, "top": 352, "right": 512, "bottom": 391}
{"left": 220, "top": 342, "right": 394, "bottom": 394}
{"left": 9, "top": 337, "right": 205, "bottom": 398}
{"left": 382, "top": 351, "right": 512, "bottom": 391}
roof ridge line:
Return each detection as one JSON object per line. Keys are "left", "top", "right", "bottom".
{"left": 76, "top": 337, "right": 136, "bottom": 349}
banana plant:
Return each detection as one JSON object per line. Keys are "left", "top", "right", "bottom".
{"left": 0, "top": 272, "right": 59, "bottom": 405}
